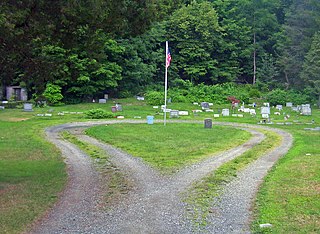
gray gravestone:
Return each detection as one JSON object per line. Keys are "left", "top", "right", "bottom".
{"left": 286, "top": 102, "right": 293, "bottom": 107}
{"left": 201, "top": 102, "right": 210, "bottom": 109}
{"left": 23, "top": 103, "right": 33, "bottom": 112}
{"left": 301, "top": 104, "right": 311, "bottom": 115}
{"left": 99, "top": 99, "right": 107, "bottom": 103}
{"left": 204, "top": 118, "right": 212, "bottom": 128}
{"left": 276, "top": 105, "right": 283, "bottom": 110}
{"left": 116, "top": 104, "right": 122, "bottom": 111}
{"left": 170, "top": 110, "right": 179, "bottom": 118}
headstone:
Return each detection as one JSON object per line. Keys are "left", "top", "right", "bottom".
{"left": 238, "top": 114, "right": 244, "bottom": 118}
{"left": 170, "top": 110, "right": 179, "bottom": 118}
{"left": 104, "top": 94, "right": 109, "bottom": 99}
{"left": 276, "top": 105, "right": 283, "bottom": 110}
{"left": 23, "top": 103, "right": 33, "bottom": 112}
{"left": 153, "top": 106, "right": 159, "bottom": 109}
{"left": 111, "top": 106, "right": 117, "bottom": 113}
{"left": 205, "top": 109, "right": 213, "bottom": 112}
{"left": 116, "top": 104, "right": 122, "bottom": 111}
{"left": 261, "top": 106, "right": 270, "bottom": 115}
{"left": 204, "top": 118, "right": 212, "bottom": 128}
{"left": 301, "top": 104, "right": 312, "bottom": 115}
{"left": 0, "top": 106, "right": 4, "bottom": 110}
{"left": 232, "top": 114, "right": 237, "bottom": 117}
{"left": 286, "top": 102, "right": 293, "bottom": 107}
{"left": 179, "top": 111, "right": 189, "bottom": 116}
{"left": 201, "top": 102, "right": 210, "bottom": 109}
{"left": 209, "top": 103, "right": 214, "bottom": 106}
{"left": 136, "top": 96, "right": 144, "bottom": 101}
{"left": 250, "top": 109, "right": 256, "bottom": 115}
{"left": 163, "top": 109, "right": 172, "bottom": 113}
{"left": 98, "top": 99, "right": 107, "bottom": 103}
{"left": 147, "top": 116, "right": 154, "bottom": 124}
{"left": 291, "top": 107, "right": 298, "bottom": 112}
{"left": 193, "top": 102, "right": 199, "bottom": 105}
{"left": 222, "top": 109, "right": 230, "bottom": 116}
{"left": 2, "top": 101, "right": 8, "bottom": 104}
{"left": 213, "top": 114, "right": 220, "bottom": 118}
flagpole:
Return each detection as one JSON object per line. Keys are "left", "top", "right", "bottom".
{"left": 164, "top": 41, "right": 168, "bottom": 126}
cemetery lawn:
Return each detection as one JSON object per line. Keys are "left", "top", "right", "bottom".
{"left": 252, "top": 124, "right": 320, "bottom": 233}
{"left": 85, "top": 123, "right": 251, "bottom": 174}
{"left": 0, "top": 120, "right": 67, "bottom": 234}
{"left": 0, "top": 100, "right": 319, "bottom": 233}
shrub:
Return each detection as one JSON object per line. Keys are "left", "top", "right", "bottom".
{"left": 42, "top": 83, "right": 64, "bottom": 105}
{"left": 145, "top": 91, "right": 164, "bottom": 105}
{"left": 266, "top": 89, "right": 287, "bottom": 105}
{"left": 84, "top": 109, "right": 114, "bottom": 119}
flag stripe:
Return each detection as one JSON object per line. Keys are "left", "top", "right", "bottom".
{"left": 166, "top": 48, "right": 171, "bottom": 68}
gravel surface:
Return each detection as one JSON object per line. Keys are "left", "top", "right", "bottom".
{"left": 27, "top": 120, "right": 292, "bottom": 234}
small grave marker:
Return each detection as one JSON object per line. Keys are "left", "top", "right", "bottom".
{"left": 301, "top": 104, "right": 311, "bottom": 115}
{"left": 201, "top": 102, "right": 210, "bottom": 109}
{"left": 204, "top": 118, "right": 212, "bottom": 128}
{"left": 23, "top": 103, "right": 33, "bottom": 112}
{"left": 0, "top": 106, "right": 4, "bottom": 110}
{"left": 170, "top": 110, "right": 179, "bottom": 118}
{"left": 213, "top": 114, "right": 220, "bottom": 118}
{"left": 147, "top": 116, "right": 154, "bottom": 124}
{"left": 276, "top": 105, "right": 283, "bottom": 110}
{"left": 222, "top": 109, "right": 230, "bottom": 116}
{"left": 98, "top": 99, "right": 107, "bottom": 104}
{"left": 286, "top": 102, "right": 293, "bottom": 107}
{"left": 179, "top": 111, "right": 189, "bottom": 116}
{"left": 116, "top": 104, "right": 122, "bottom": 111}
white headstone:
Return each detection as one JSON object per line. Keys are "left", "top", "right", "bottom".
{"left": 222, "top": 109, "right": 230, "bottom": 116}
{"left": 276, "top": 105, "right": 283, "bottom": 110}
{"left": 261, "top": 107, "right": 270, "bottom": 114}
{"left": 179, "top": 111, "right": 189, "bottom": 116}
{"left": 286, "top": 102, "right": 293, "bottom": 107}
{"left": 98, "top": 99, "right": 107, "bottom": 103}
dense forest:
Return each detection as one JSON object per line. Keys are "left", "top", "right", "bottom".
{"left": 1, "top": 0, "right": 320, "bottom": 105}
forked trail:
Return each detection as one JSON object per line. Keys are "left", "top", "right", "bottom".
{"left": 28, "top": 120, "right": 292, "bottom": 234}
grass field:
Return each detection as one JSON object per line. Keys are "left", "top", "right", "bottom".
{"left": 86, "top": 123, "right": 251, "bottom": 173}
{"left": 0, "top": 98, "right": 319, "bottom": 233}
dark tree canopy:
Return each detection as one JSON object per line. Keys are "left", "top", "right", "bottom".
{"left": 0, "top": 0, "right": 319, "bottom": 103}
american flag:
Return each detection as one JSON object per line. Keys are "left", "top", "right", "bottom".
{"left": 166, "top": 48, "right": 171, "bottom": 68}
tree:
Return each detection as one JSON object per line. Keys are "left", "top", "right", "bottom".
{"left": 301, "top": 31, "right": 320, "bottom": 106}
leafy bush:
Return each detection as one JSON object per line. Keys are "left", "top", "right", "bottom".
{"left": 145, "top": 91, "right": 164, "bottom": 105}
{"left": 266, "top": 89, "right": 288, "bottom": 105}
{"left": 84, "top": 109, "right": 114, "bottom": 119}
{"left": 42, "top": 83, "right": 64, "bottom": 105}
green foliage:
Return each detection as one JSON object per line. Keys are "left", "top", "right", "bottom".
{"left": 145, "top": 91, "right": 164, "bottom": 106}
{"left": 42, "top": 83, "right": 64, "bottom": 105}
{"left": 266, "top": 89, "right": 310, "bottom": 106}
{"left": 266, "top": 89, "right": 287, "bottom": 105}
{"left": 84, "top": 108, "right": 114, "bottom": 119}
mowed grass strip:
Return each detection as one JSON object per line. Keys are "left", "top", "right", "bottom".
{"left": 252, "top": 126, "right": 320, "bottom": 233}
{"left": 0, "top": 120, "right": 66, "bottom": 234}
{"left": 86, "top": 123, "right": 251, "bottom": 173}
{"left": 185, "top": 130, "right": 281, "bottom": 228}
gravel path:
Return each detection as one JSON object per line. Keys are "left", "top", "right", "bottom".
{"left": 28, "top": 120, "right": 292, "bottom": 234}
